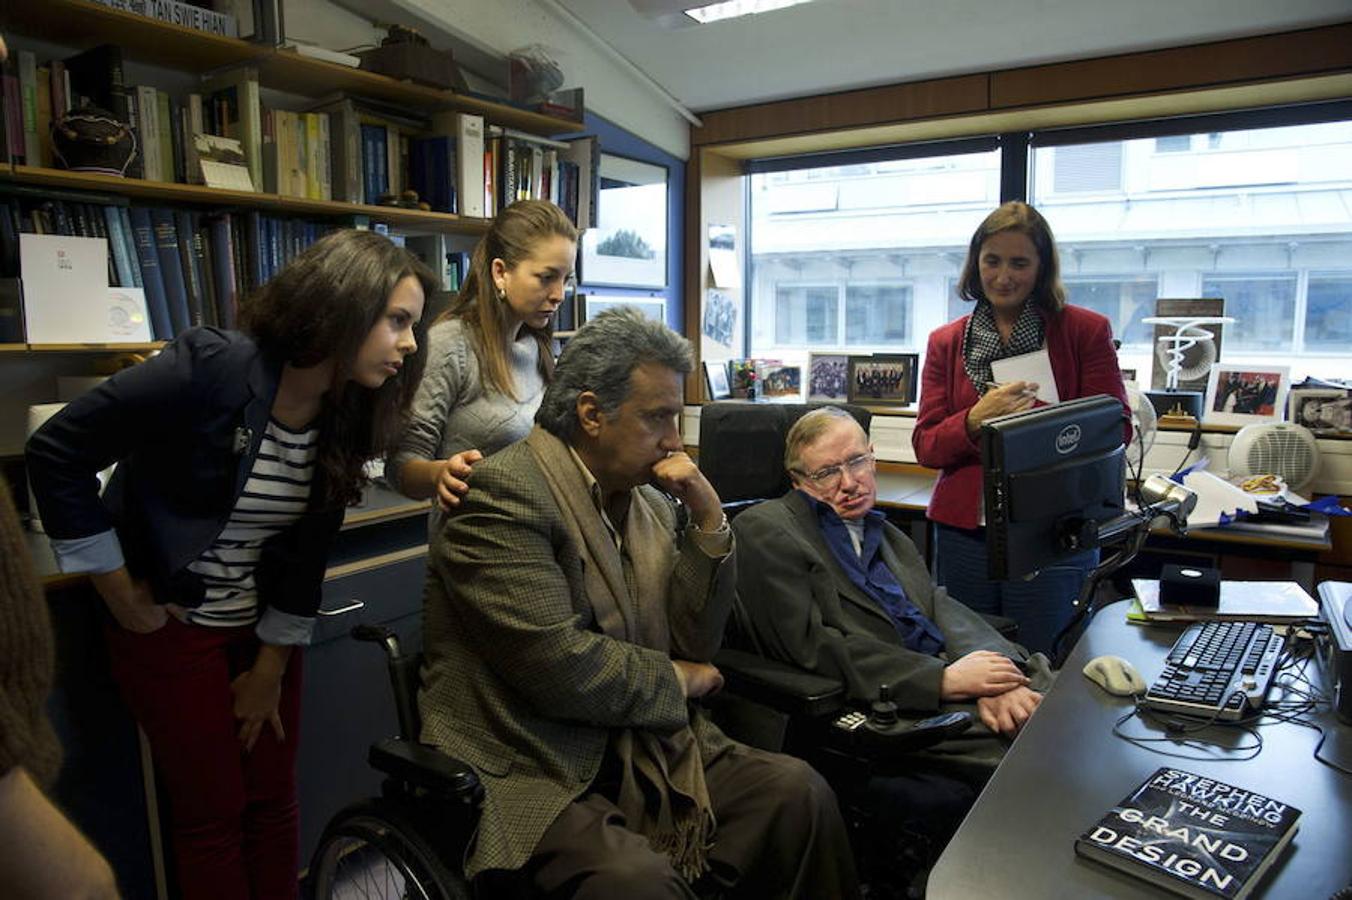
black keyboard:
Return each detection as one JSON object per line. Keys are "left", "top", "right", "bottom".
{"left": 1143, "top": 620, "right": 1283, "bottom": 721}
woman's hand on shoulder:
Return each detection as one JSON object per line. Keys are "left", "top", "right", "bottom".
{"left": 964, "top": 381, "right": 1037, "bottom": 439}
{"left": 436, "top": 449, "right": 484, "bottom": 510}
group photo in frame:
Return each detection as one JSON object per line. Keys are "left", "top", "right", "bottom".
{"left": 807, "top": 353, "right": 849, "bottom": 402}
{"left": 1288, "top": 387, "right": 1352, "bottom": 433}
{"left": 579, "top": 153, "right": 668, "bottom": 289}
{"left": 848, "top": 354, "right": 919, "bottom": 408}
{"left": 1203, "top": 364, "right": 1290, "bottom": 426}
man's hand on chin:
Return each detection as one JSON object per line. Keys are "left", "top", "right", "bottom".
{"left": 651, "top": 452, "right": 724, "bottom": 532}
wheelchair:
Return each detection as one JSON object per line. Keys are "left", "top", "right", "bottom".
{"left": 306, "top": 624, "right": 480, "bottom": 900}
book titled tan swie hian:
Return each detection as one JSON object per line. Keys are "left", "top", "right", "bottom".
{"left": 85, "top": 0, "right": 238, "bottom": 38}
{"left": 1075, "top": 767, "right": 1301, "bottom": 899}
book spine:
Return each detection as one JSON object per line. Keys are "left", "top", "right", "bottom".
{"left": 184, "top": 93, "right": 204, "bottom": 184}
{"left": 3, "top": 75, "right": 25, "bottom": 164}
{"left": 166, "top": 95, "right": 185, "bottom": 183}
{"left": 208, "top": 214, "right": 237, "bottom": 329}
{"left": 150, "top": 208, "right": 191, "bottom": 334}
{"left": 361, "top": 124, "right": 387, "bottom": 204}
{"left": 126, "top": 207, "right": 172, "bottom": 339}
{"left": 85, "top": 0, "right": 238, "bottom": 37}
{"left": 18, "top": 52, "right": 41, "bottom": 166}
{"left": 49, "top": 61, "right": 69, "bottom": 118}
{"left": 135, "top": 86, "right": 161, "bottom": 181}
{"left": 316, "top": 112, "right": 331, "bottom": 200}
{"left": 35, "top": 66, "right": 53, "bottom": 168}
{"left": 159, "top": 93, "right": 175, "bottom": 182}
{"left": 454, "top": 113, "right": 485, "bottom": 218}
{"left": 192, "top": 215, "right": 217, "bottom": 328}
{"left": 103, "top": 206, "right": 134, "bottom": 288}
{"left": 174, "top": 210, "right": 205, "bottom": 327}
{"left": 117, "top": 207, "right": 143, "bottom": 288}
{"left": 240, "top": 77, "right": 262, "bottom": 191}
{"left": 327, "top": 102, "right": 361, "bottom": 203}
{"left": 304, "top": 113, "right": 320, "bottom": 200}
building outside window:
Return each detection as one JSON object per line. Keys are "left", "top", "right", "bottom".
{"left": 746, "top": 114, "right": 1352, "bottom": 386}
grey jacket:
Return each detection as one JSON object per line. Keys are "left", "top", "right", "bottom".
{"left": 417, "top": 433, "right": 737, "bottom": 878}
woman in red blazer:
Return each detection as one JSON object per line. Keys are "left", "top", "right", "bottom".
{"left": 912, "top": 202, "right": 1129, "bottom": 655}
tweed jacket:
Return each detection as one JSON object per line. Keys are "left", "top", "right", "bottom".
{"left": 418, "top": 430, "right": 737, "bottom": 879}
{"left": 731, "top": 491, "right": 1037, "bottom": 712}
{"left": 912, "top": 304, "right": 1130, "bottom": 530}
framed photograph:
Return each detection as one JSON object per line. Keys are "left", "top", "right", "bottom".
{"left": 580, "top": 154, "right": 668, "bottom": 288}
{"left": 578, "top": 294, "right": 666, "bottom": 325}
{"left": 1288, "top": 388, "right": 1352, "bottom": 433}
{"left": 848, "top": 354, "right": 919, "bottom": 408}
{"left": 1203, "top": 364, "right": 1290, "bottom": 426}
{"left": 808, "top": 353, "right": 849, "bottom": 402}
{"left": 703, "top": 360, "right": 731, "bottom": 401}
{"left": 758, "top": 363, "right": 802, "bottom": 402}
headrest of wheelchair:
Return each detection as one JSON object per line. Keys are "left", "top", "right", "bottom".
{"left": 697, "top": 402, "right": 871, "bottom": 503}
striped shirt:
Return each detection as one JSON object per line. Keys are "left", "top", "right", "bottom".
{"left": 186, "top": 418, "right": 318, "bottom": 628}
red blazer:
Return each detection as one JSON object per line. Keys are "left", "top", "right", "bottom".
{"left": 912, "top": 305, "right": 1130, "bottom": 531}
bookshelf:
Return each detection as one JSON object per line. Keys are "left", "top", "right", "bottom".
{"left": 4, "top": 0, "right": 585, "bottom": 136}
{"left": 0, "top": 166, "right": 492, "bottom": 237}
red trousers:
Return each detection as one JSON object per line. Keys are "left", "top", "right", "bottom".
{"left": 105, "top": 617, "right": 303, "bottom": 900}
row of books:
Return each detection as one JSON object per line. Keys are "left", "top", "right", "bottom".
{"left": 2, "top": 43, "right": 599, "bottom": 227}
{"left": 0, "top": 195, "right": 337, "bottom": 342}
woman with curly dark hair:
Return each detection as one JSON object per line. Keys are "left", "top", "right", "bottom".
{"left": 26, "top": 228, "right": 433, "bottom": 899}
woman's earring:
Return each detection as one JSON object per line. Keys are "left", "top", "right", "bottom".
{"left": 496, "top": 285, "right": 507, "bottom": 301}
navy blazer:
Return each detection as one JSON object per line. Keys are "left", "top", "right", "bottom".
{"left": 26, "top": 328, "right": 344, "bottom": 637}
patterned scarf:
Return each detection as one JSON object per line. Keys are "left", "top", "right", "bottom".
{"left": 524, "top": 427, "right": 715, "bottom": 881}
{"left": 962, "top": 299, "right": 1045, "bottom": 396}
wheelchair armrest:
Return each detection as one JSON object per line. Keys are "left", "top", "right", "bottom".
{"left": 714, "top": 647, "right": 846, "bottom": 719}
{"left": 369, "top": 738, "right": 483, "bottom": 805}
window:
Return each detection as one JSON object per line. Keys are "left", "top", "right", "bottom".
{"left": 1306, "top": 273, "right": 1352, "bottom": 351}
{"left": 1062, "top": 277, "right": 1157, "bottom": 347}
{"left": 749, "top": 144, "right": 999, "bottom": 360}
{"left": 1032, "top": 117, "right": 1352, "bottom": 379}
{"left": 742, "top": 106, "right": 1352, "bottom": 383}
{"left": 1199, "top": 274, "right": 1297, "bottom": 351}
{"left": 1051, "top": 143, "right": 1123, "bottom": 193}
{"left": 774, "top": 284, "right": 838, "bottom": 345}
{"left": 845, "top": 284, "right": 910, "bottom": 345}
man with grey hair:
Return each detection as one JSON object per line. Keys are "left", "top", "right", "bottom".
{"left": 419, "top": 309, "right": 858, "bottom": 898}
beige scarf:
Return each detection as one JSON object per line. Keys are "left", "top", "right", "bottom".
{"left": 524, "top": 427, "right": 715, "bottom": 881}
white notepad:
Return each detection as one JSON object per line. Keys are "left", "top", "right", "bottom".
{"left": 991, "top": 348, "right": 1060, "bottom": 403}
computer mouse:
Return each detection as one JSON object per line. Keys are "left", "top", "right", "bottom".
{"left": 1082, "top": 655, "right": 1147, "bottom": 697}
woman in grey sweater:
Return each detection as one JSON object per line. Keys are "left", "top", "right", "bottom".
{"left": 388, "top": 200, "right": 579, "bottom": 527}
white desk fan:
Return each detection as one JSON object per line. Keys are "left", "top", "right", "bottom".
{"left": 1124, "top": 384, "right": 1157, "bottom": 474}
{"left": 1228, "top": 422, "right": 1321, "bottom": 493}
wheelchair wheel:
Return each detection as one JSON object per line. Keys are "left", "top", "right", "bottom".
{"left": 309, "top": 797, "right": 470, "bottom": 900}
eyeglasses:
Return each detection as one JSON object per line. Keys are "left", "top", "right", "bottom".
{"left": 797, "top": 452, "right": 875, "bottom": 490}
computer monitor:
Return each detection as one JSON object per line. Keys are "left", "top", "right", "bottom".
{"left": 981, "top": 395, "right": 1127, "bottom": 581}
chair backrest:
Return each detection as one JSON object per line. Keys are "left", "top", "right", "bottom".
{"left": 698, "top": 401, "right": 872, "bottom": 503}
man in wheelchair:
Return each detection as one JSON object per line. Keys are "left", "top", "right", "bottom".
{"left": 417, "top": 309, "right": 859, "bottom": 898}
{"left": 729, "top": 407, "right": 1056, "bottom": 853}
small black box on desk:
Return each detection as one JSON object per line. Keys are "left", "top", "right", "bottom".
{"left": 1159, "top": 563, "right": 1221, "bottom": 607}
